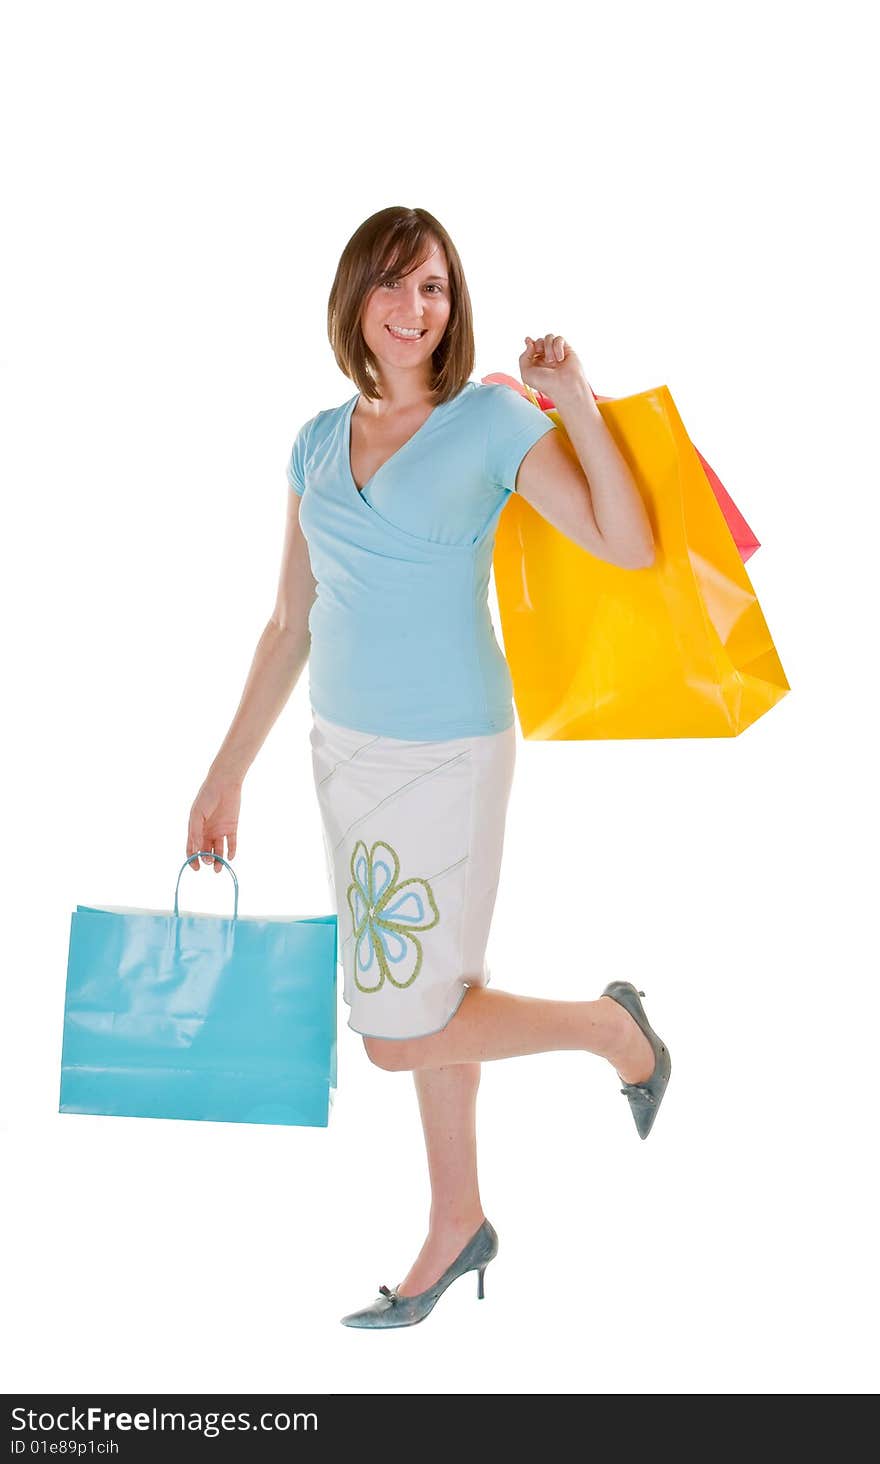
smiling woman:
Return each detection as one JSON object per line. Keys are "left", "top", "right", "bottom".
{"left": 192, "top": 204, "right": 669, "bottom": 1332}
{"left": 326, "top": 206, "right": 473, "bottom": 404}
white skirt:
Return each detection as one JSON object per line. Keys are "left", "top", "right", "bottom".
{"left": 309, "top": 709, "right": 517, "bottom": 1040}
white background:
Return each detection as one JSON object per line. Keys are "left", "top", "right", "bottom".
{"left": 2, "top": 0, "right": 877, "bottom": 1398}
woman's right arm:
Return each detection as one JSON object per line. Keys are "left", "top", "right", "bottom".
{"left": 186, "top": 492, "right": 317, "bottom": 871}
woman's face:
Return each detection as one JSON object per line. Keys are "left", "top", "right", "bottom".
{"left": 359, "top": 240, "right": 451, "bottom": 384}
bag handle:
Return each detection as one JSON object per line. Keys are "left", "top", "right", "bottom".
{"left": 174, "top": 851, "right": 240, "bottom": 920}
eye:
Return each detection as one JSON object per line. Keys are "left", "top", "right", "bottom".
{"left": 380, "top": 279, "right": 444, "bottom": 292}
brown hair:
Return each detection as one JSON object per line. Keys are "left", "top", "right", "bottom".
{"left": 327, "top": 206, "right": 475, "bottom": 404}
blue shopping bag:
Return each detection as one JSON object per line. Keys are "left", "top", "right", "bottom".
{"left": 59, "top": 853, "right": 338, "bottom": 1127}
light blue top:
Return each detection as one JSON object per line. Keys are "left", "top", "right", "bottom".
{"left": 286, "top": 379, "right": 556, "bottom": 740}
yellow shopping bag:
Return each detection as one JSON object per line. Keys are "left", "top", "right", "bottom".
{"left": 492, "top": 382, "right": 790, "bottom": 739}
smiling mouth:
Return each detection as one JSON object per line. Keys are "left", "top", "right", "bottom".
{"left": 385, "top": 324, "right": 427, "bottom": 339}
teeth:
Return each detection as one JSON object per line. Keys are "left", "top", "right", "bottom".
{"left": 387, "top": 325, "right": 423, "bottom": 338}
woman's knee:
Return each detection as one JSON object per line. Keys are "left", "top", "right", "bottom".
{"left": 362, "top": 1035, "right": 412, "bottom": 1071}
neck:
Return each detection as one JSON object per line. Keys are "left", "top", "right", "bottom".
{"left": 363, "top": 367, "right": 437, "bottom": 415}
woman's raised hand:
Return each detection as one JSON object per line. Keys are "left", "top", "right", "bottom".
{"left": 186, "top": 772, "right": 242, "bottom": 871}
{"left": 519, "top": 333, "right": 590, "bottom": 403}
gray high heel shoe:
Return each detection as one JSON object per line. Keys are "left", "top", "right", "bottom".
{"left": 339, "top": 1219, "right": 498, "bottom": 1329}
{"left": 602, "top": 980, "right": 671, "bottom": 1140}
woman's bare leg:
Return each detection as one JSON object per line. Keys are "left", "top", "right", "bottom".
{"left": 367, "top": 990, "right": 656, "bottom": 1297}
{"left": 395, "top": 1062, "right": 485, "bottom": 1297}
{"left": 364, "top": 987, "right": 655, "bottom": 1081}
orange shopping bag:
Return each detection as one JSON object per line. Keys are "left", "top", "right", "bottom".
{"left": 486, "top": 376, "right": 790, "bottom": 740}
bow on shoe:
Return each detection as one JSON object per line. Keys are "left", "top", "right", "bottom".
{"left": 620, "top": 1083, "right": 656, "bottom": 1105}
{"left": 378, "top": 1285, "right": 398, "bottom": 1303}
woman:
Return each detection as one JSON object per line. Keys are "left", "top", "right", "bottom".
{"left": 186, "top": 206, "right": 671, "bottom": 1329}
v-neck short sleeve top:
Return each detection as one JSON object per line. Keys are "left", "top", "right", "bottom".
{"left": 285, "top": 379, "right": 555, "bottom": 740}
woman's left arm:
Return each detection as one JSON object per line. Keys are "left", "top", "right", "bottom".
{"left": 515, "top": 333, "right": 655, "bottom": 570}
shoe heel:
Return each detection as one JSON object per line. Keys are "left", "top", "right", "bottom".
{"left": 477, "top": 1264, "right": 487, "bottom": 1300}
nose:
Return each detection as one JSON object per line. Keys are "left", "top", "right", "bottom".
{"left": 393, "top": 283, "right": 428, "bottom": 321}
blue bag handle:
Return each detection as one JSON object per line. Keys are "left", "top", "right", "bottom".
{"left": 174, "top": 851, "right": 240, "bottom": 920}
